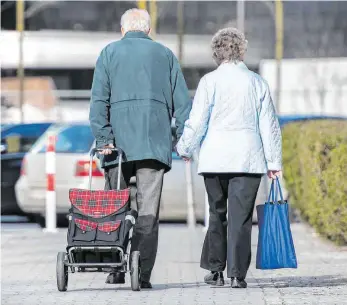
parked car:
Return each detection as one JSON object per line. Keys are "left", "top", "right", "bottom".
{"left": 1, "top": 123, "right": 52, "bottom": 215}
{"left": 15, "top": 122, "right": 205, "bottom": 227}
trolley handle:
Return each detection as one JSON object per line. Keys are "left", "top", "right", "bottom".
{"left": 89, "top": 147, "right": 123, "bottom": 191}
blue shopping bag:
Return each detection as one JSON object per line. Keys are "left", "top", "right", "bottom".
{"left": 256, "top": 178, "right": 298, "bottom": 269}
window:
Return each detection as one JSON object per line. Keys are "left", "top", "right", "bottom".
{"left": 1, "top": 123, "right": 51, "bottom": 153}
{"left": 32, "top": 124, "right": 95, "bottom": 154}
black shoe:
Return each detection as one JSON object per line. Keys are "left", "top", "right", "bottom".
{"left": 204, "top": 272, "right": 225, "bottom": 286}
{"left": 231, "top": 277, "right": 247, "bottom": 288}
{"left": 105, "top": 272, "right": 125, "bottom": 284}
{"left": 140, "top": 281, "right": 152, "bottom": 289}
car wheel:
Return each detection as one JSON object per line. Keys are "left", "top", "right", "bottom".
{"left": 26, "top": 213, "right": 38, "bottom": 223}
{"left": 57, "top": 214, "right": 69, "bottom": 228}
{"left": 35, "top": 215, "right": 46, "bottom": 228}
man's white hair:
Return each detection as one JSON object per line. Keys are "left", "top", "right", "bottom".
{"left": 120, "top": 8, "right": 151, "bottom": 33}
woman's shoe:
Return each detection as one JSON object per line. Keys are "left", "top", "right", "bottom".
{"left": 231, "top": 277, "right": 247, "bottom": 288}
{"left": 204, "top": 272, "right": 225, "bottom": 286}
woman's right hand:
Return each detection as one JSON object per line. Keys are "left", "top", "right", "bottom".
{"left": 267, "top": 170, "right": 282, "bottom": 179}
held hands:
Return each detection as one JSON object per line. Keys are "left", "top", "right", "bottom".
{"left": 267, "top": 170, "right": 282, "bottom": 180}
{"left": 99, "top": 143, "right": 115, "bottom": 155}
{"left": 174, "top": 146, "right": 190, "bottom": 162}
{"left": 181, "top": 156, "right": 190, "bottom": 162}
{"left": 176, "top": 151, "right": 190, "bottom": 162}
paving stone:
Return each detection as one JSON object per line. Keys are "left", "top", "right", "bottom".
{"left": 2, "top": 223, "right": 347, "bottom": 305}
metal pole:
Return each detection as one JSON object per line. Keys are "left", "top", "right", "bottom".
{"left": 237, "top": 0, "right": 245, "bottom": 33}
{"left": 185, "top": 161, "right": 196, "bottom": 229}
{"left": 149, "top": 0, "right": 157, "bottom": 38}
{"left": 177, "top": 1, "right": 184, "bottom": 64}
{"left": 177, "top": 1, "right": 195, "bottom": 229}
{"left": 16, "top": 0, "right": 25, "bottom": 123}
{"left": 137, "top": 0, "right": 147, "bottom": 10}
{"left": 275, "top": 0, "right": 283, "bottom": 113}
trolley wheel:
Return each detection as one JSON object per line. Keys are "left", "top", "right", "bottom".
{"left": 130, "top": 251, "right": 141, "bottom": 291}
{"left": 56, "top": 252, "right": 68, "bottom": 292}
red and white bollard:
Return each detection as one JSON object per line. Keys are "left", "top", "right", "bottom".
{"left": 44, "top": 133, "right": 57, "bottom": 233}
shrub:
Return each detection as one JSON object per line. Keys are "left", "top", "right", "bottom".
{"left": 282, "top": 120, "right": 347, "bottom": 245}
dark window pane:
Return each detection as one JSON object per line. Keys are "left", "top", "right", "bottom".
{"left": 1, "top": 123, "right": 51, "bottom": 153}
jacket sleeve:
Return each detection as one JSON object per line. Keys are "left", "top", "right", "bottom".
{"left": 89, "top": 49, "right": 115, "bottom": 149}
{"left": 259, "top": 81, "right": 282, "bottom": 170}
{"left": 176, "top": 76, "right": 211, "bottom": 158}
{"left": 170, "top": 53, "right": 192, "bottom": 140}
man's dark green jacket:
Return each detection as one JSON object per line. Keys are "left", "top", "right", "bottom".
{"left": 89, "top": 31, "right": 192, "bottom": 171}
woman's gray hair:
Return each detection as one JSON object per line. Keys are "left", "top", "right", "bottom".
{"left": 211, "top": 27, "right": 248, "bottom": 65}
{"left": 120, "top": 8, "right": 151, "bottom": 33}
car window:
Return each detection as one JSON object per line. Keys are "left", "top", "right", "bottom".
{"left": 31, "top": 125, "right": 94, "bottom": 154}
{"left": 2, "top": 136, "right": 41, "bottom": 153}
{"left": 21, "top": 137, "right": 41, "bottom": 153}
{"left": 1, "top": 123, "right": 52, "bottom": 153}
{"left": 30, "top": 125, "right": 65, "bottom": 153}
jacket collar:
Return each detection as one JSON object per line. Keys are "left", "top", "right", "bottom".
{"left": 122, "top": 31, "right": 152, "bottom": 40}
{"left": 218, "top": 61, "right": 248, "bottom": 70}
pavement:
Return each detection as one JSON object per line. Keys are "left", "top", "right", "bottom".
{"left": 2, "top": 222, "right": 347, "bottom": 305}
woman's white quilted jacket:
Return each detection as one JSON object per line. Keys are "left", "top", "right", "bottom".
{"left": 176, "top": 62, "right": 282, "bottom": 174}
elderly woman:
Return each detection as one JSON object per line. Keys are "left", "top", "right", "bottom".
{"left": 176, "top": 28, "right": 282, "bottom": 288}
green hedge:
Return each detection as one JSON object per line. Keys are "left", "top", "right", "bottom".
{"left": 282, "top": 120, "right": 347, "bottom": 245}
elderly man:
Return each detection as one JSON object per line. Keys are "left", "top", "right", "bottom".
{"left": 89, "top": 8, "right": 191, "bottom": 288}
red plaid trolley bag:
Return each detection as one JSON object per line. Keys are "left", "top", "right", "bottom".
{"left": 56, "top": 148, "right": 141, "bottom": 292}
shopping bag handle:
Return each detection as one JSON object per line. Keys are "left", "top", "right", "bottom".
{"left": 89, "top": 147, "right": 123, "bottom": 191}
{"left": 275, "top": 178, "right": 284, "bottom": 202}
{"left": 267, "top": 178, "right": 284, "bottom": 203}
{"left": 90, "top": 147, "right": 123, "bottom": 157}
{"left": 267, "top": 180, "right": 275, "bottom": 203}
